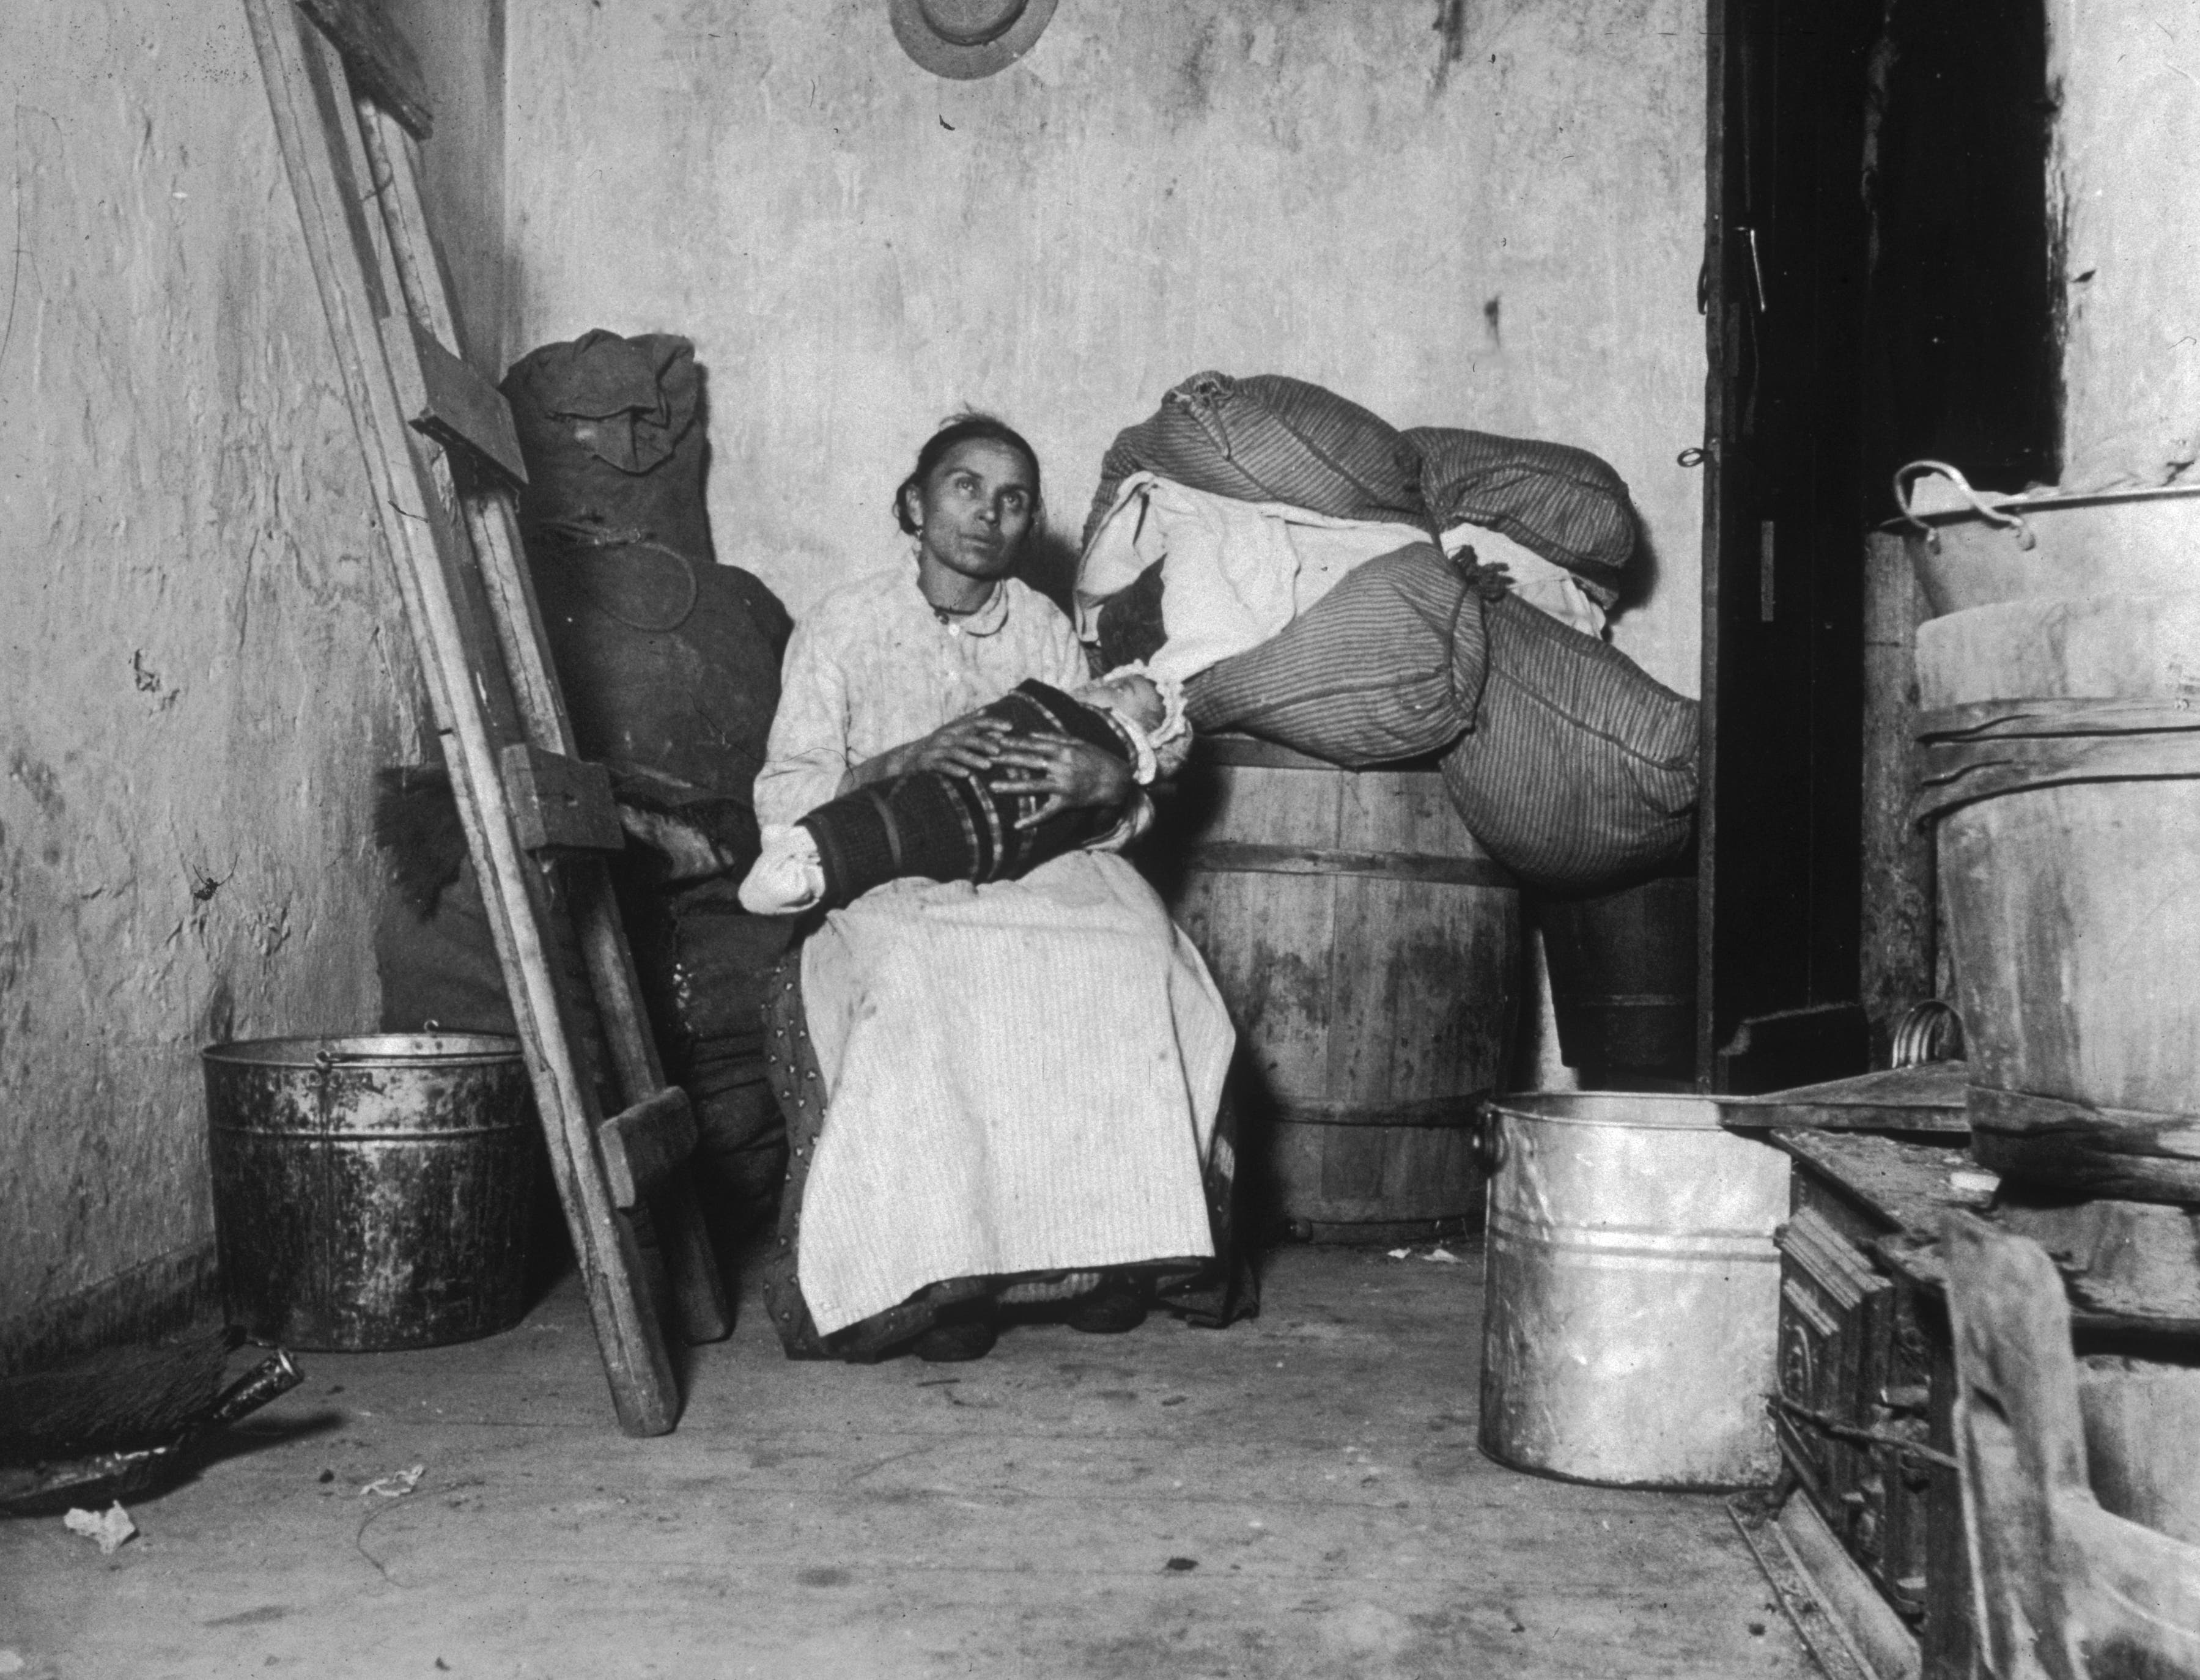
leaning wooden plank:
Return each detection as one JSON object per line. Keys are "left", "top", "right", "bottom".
{"left": 565, "top": 872, "right": 733, "bottom": 1344}
{"left": 306, "top": 28, "right": 723, "bottom": 1401}
{"left": 295, "top": 0, "right": 432, "bottom": 139}
{"left": 245, "top": 0, "right": 682, "bottom": 1433}
{"left": 1943, "top": 1212, "right": 2200, "bottom": 1680}
{"left": 354, "top": 94, "right": 730, "bottom": 1344}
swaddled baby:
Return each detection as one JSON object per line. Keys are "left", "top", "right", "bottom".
{"left": 739, "top": 668, "right": 1189, "bottom": 915}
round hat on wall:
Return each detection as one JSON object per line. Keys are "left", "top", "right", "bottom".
{"left": 890, "top": 0, "right": 1060, "bottom": 79}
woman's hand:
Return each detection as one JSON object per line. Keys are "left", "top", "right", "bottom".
{"left": 987, "top": 732, "right": 1135, "bottom": 828}
{"left": 846, "top": 715, "right": 1014, "bottom": 793}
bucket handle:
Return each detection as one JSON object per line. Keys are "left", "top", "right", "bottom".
{"left": 1892, "top": 460, "right": 2036, "bottom": 554}
{"left": 1890, "top": 999, "right": 1965, "bottom": 1067}
{"left": 1472, "top": 1100, "right": 1505, "bottom": 1175}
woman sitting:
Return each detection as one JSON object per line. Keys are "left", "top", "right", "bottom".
{"left": 752, "top": 413, "right": 1245, "bottom": 1362}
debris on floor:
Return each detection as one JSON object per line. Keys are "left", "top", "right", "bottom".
{"left": 361, "top": 1465, "right": 424, "bottom": 1499}
{"left": 62, "top": 1502, "right": 136, "bottom": 1555}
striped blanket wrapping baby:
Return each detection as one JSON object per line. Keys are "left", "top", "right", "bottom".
{"left": 740, "top": 674, "right": 1184, "bottom": 916}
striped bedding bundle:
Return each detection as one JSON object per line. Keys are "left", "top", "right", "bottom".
{"left": 1405, "top": 426, "right": 1639, "bottom": 606}
{"left": 1436, "top": 594, "right": 1699, "bottom": 888}
{"left": 1079, "top": 370, "right": 1423, "bottom": 550}
{"left": 1183, "top": 543, "right": 1475, "bottom": 764}
{"left": 1182, "top": 540, "right": 1698, "bottom": 888}
{"left": 1079, "top": 370, "right": 1643, "bottom": 601}
{"left": 1079, "top": 369, "right": 1695, "bottom": 892}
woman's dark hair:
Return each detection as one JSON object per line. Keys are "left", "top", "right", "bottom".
{"left": 893, "top": 411, "right": 1043, "bottom": 536}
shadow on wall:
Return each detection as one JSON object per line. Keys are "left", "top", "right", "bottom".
{"left": 1610, "top": 508, "right": 1664, "bottom": 627}
{"left": 1017, "top": 528, "right": 1082, "bottom": 616}
{"left": 692, "top": 358, "right": 720, "bottom": 566}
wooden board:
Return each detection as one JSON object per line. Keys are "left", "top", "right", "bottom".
{"left": 1942, "top": 1214, "right": 2200, "bottom": 1680}
{"left": 1721, "top": 1061, "right": 1971, "bottom": 1135}
{"left": 245, "top": 0, "right": 725, "bottom": 1435}
{"left": 1766, "top": 1130, "right": 1984, "bottom": 1243}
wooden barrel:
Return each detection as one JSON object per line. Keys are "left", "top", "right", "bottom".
{"left": 1145, "top": 736, "right": 1522, "bottom": 1243}
{"left": 1534, "top": 870, "right": 1697, "bottom": 1084}
{"left": 1918, "top": 699, "right": 2200, "bottom": 1203}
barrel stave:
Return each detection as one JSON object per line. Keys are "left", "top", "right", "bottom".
{"left": 1153, "top": 744, "right": 1521, "bottom": 1240}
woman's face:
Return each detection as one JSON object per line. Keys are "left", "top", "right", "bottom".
{"left": 906, "top": 439, "right": 1038, "bottom": 583}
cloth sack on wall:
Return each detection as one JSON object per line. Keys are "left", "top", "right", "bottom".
{"left": 369, "top": 330, "right": 802, "bottom": 1239}
{"left": 1081, "top": 371, "right": 1425, "bottom": 551}
{"left": 1183, "top": 543, "right": 1477, "bottom": 765}
{"left": 1439, "top": 596, "right": 1698, "bottom": 888}
{"left": 503, "top": 330, "right": 792, "bottom": 801}
{"left": 1406, "top": 426, "right": 1639, "bottom": 606}
{"left": 503, "top": 328, "right": 716, "bottom": 562}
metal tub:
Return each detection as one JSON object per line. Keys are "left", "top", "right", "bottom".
{"left": 1478, "top": 1092, "right": 1787, "bottom": 1489}
{"left": 1892, "top": 460, "right": 2200, "bottom": 620}
{"left": 202, "top": 1034, "right": 538, "bottom": 1351}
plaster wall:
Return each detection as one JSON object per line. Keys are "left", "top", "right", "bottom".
{"left": 0, "top": 3, "right": 423, "bottom": 1333}
{"left": 506, "top": 0, "right": 1707, "bottom": 695}
{"left": 382, "top": 0, "right": 508, "bottom": 372}
{"left": 2048, "top": 0, "right": 2200, "bottom": 493}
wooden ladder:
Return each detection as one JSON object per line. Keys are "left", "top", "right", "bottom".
{"left": 244, "top": 0, "right": 728, "bottom": 1434}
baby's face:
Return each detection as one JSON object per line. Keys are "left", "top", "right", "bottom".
{"left": 1097, "top": 672, "right": 1165, "bottom": 732}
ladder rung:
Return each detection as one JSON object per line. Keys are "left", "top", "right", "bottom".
{"left": 404, "top": 320, "right": 530, "bottom": 487}
{"left": 500, "top": 744, "right": 626, "bottom": 853}
{"left": 600, "top": 1088, "right": 697, "bottom": 1212}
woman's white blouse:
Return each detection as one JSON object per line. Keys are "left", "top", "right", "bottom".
{"left": 753, "top": 564, "right": 1093, "bottom": 828}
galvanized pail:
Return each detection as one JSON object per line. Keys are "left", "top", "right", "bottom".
{"left": 202, "top": 1034, "right": 538, "bottom": 1351}
{"left": 1478, "top": 1092, "right": 1787, "bottom": 1489}
{"left": 1891, "top": 459, "right": 2200, "bottom": 621}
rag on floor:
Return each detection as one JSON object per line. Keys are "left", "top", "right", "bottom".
{"left": 793, "top": 850, "right": 1232, "bottom": 1336}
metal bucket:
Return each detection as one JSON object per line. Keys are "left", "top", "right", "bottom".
{"left": 202, "top": 1034, "right": 538, "bottom": 1351}
{"left": 1478, "top": 1092, "right": 1787, "bottom": 1489}
{"left": 1891, "top": 459, "right": 2200, "bottom": 621}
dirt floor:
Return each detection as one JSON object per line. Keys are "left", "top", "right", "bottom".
{"left": 1, "top": 1243, "right": 1813, "bottom": 1679}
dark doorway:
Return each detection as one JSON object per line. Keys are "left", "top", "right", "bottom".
{"left": 1696, "top": 0, "right": 2055, "bottom": 1092}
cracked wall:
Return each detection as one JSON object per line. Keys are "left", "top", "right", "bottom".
{"left": 2048, "top": 0, "right": 2200, "bottom": 493}
{"left": 0, "top": 3, "right": 424, "bottom": 1335}
{"left": 506, "top": 0, "right": 1707, "bottom": 696}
